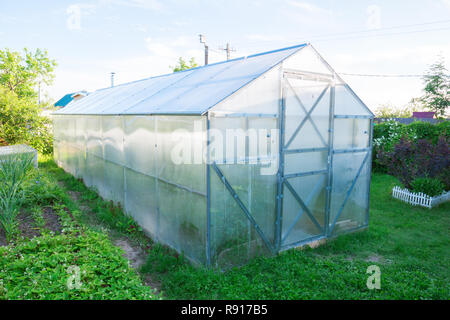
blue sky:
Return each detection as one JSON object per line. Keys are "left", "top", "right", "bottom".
{"left": 1, "top": 0, "right": 449, "bottom": 111}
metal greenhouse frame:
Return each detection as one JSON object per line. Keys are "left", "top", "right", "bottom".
{"left": 53, "top": 43, "right": 374, "bottom": 268}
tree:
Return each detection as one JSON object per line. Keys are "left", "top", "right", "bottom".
{"left": 0, "top": 47, "right": 56, "bottom": 154}
{"left": 0, "top": 85, "right": 53, "bottom": 154}
{"left": 420, "top": 55, "right": 450, "bottom": 118}
{"left": 0, "top": 48, "right": 57, "bottom": 99}
{"left": 171, "top": 57, "right": 198, "bottom": 72}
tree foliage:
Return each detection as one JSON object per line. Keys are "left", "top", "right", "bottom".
{"left": 171, "top": 57, "right": 198, "bottom": 72}
{"left": 0, "top": 48, "right": 57, "bottom": 99}
{"left": 0, "top": 85, "right": 53, "bottom": 153}
{"left": 0, "top": 48, "right": 56, "bottom": 154}
{"left": 420, "top": 55, "right": 450, "bottom": 118}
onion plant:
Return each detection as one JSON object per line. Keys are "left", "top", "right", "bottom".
{"left": 0, "top": 153, "right": 34, "bottom": 241}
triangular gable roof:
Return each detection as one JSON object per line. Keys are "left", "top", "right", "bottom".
{"left": 54, "top": 44, "right": 307, "bottom": 115}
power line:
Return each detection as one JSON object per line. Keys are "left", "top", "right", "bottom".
{"left": 339, "top": 73, "right": 423, "bottom": 78}
{"left": 246, "top": 18, "right": 450, "bottom": 44}
{"left": 339, "top": 72, "right": 450, "bottom": 78}
{"left": 242, "top": 20, "right": 450, "bottom": 48}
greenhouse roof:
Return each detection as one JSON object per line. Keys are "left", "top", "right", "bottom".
{"left": 54, "top": 43, "right": 307, "bottom": 116}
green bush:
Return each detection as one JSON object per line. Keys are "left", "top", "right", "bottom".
{"left": 410, "top": 177, "right": 446, "bottom": 197}
{"left": 373, "top": 120, "right": 450, "bottom": 172}
{"left": 0, "top": 85, "right": 53, "bottom": 154}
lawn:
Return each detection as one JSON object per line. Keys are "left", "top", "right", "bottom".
{"left": 1, "top": 156, "right": 449, "bottom": 299}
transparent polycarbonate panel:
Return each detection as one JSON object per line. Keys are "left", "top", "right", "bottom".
{"left": 284, "top": 80, "right": 329, "bottom": 150}
{"left": 85, "top": 153, "right": 104, "bottom": 191}
{"left": 102, "top": 116, "right": 125, "bottom": 165}
{"left": 210, "top": 165, "right": 272, "bottom": 269}
{"left": 158, "top": 180, "right": 207, "bottom": 265}
{"left": 281, "top": 174, "right": 327, "bottom": 246}
{"left": 64, "top": 143, "right": 77, "bottom": 177}
{"left": 55, "top": 45, "right": 305, "bottom": 116}
{"left": 124, "top": 116, "right": 156, "bottom": 176}
{"left": 282, "top": 45, "right": 332, "bottom": 75}
{"left": 333, "top": 118, "right": 370, "bottom": 150}
{"left": 209, "top": 116, "right": 277, "bottom": 267}
{"left": 246, "top": 117, "right": 279, "bottom": 164}
{"left": 124, "top": 168, "right": 158, "bottom": 238}
{"left": 334, "top": 84, "right": 372, "bottom": 116}
{"left": 53, "top": 139, "right": 61, "bottom": 165}
{"left": 209, "top": 66, "right": 281, "bottom": 115}
{"left": 86, "top": 116, "right": 103, "bottom": 157}
{"left": 209, "top": 117, "right": 246, "bottom": 164}
{"left": 103, "top": 70, "right": 196, "bottom": 115}
{"left": 57, "top": 141, "right": 68, "bottom": 169}
{"left": 103, "top": 160, "right": 124, "bottom": 205}
{"left": 155, "top": 116, "right": 206, "bottom": 194}
{"left": 75, "top": 116, "right": 86, "bottom": 148}
{"left": 284, "top": 151, "right": 328, "bottom": 175}
{"left": 330, "top": 151, "right": 369, "bottom": 234}
{"left": 65, "top": 117, "right": 76, "bottom": 145}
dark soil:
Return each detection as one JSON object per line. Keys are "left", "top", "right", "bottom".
{"left": 0, "top": 228, "right": 6, "bottom": 246}
{"left": 0, "top": 207, "right": 63, "bottom": 246}
{"left": 42, "top": 207, "right": 63, "bottom": 234}
{"left": 17, "top": 213, "right": 41, "bottom": 239}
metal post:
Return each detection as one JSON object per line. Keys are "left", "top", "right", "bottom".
{"left": 205, "top": 45, "right": 209, "bottom": 65}
{"left": 275, "top": 77, "right": 286, "bottom": 251}
{"left": 324, "top": 76, "right": 335, "bottom": 237}
{"left": 206, "top": 114, "right": 211, "bottom": 266}
{"left": 365, "top": 118, "right": 374, "bottom": 226}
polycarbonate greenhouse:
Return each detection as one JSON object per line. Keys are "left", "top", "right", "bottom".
{"left": 53, "top": 43, "right": 374, "bottom": 268}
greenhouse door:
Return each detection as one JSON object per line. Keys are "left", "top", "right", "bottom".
{"left": 277, "top": 71, "right": 333, "bottom": 250}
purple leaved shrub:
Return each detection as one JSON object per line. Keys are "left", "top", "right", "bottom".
{"left": 377, "top": 135, "right": 449, "bottom": 190}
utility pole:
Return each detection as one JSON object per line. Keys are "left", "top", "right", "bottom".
{"left": 219, "top": 43, "right": 236, "bottom": 60}
{"left": 199, "top": 34, "right": 208, "bottom": 65}
{"left": 110, "top": 72, "right": 115, "bottom": 87}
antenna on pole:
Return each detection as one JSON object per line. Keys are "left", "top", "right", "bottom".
{"left": 199, "top": 34, "right": 209, "bottom": 65}
{"left": 110, "top": 72, "right": 115, "bottom": 87}
{"left": 219, "top": 43, "right": 236, "bottom": 60}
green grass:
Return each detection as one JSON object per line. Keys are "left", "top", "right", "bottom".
{"left": 6, "top": 156, "right": 448, "bottom": 300}
{"left": 138, "top": 172, "right": 450, "bottom": 299}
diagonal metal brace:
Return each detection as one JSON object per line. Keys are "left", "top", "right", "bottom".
{"left": 281, "top": 175, "right": 325, "bottom": 243}
{"left": 284, "top": 180, "right": 323, "bottom": 233}
{"left": 211, "top": 162, "right": 276, "bottom": 254}
{"left": 329, "top": 152, "right": 370, "bottom": 235}
{"left": 285, "top": 82, "right": 329, "bottom": 149}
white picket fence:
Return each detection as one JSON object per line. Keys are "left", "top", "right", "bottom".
{"left": 392, "top": 186, "right": 450, "bottom": 209}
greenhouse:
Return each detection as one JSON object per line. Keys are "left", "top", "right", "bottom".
{"left": 53, "top": 43, "right": 374, "bottom": 268}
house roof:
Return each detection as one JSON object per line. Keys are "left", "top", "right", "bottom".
{"left": 54, "top": 91, "right": 88, "bottom": 107}
{"left": 53, "top": 44, "right": 307, "bottom": 115}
